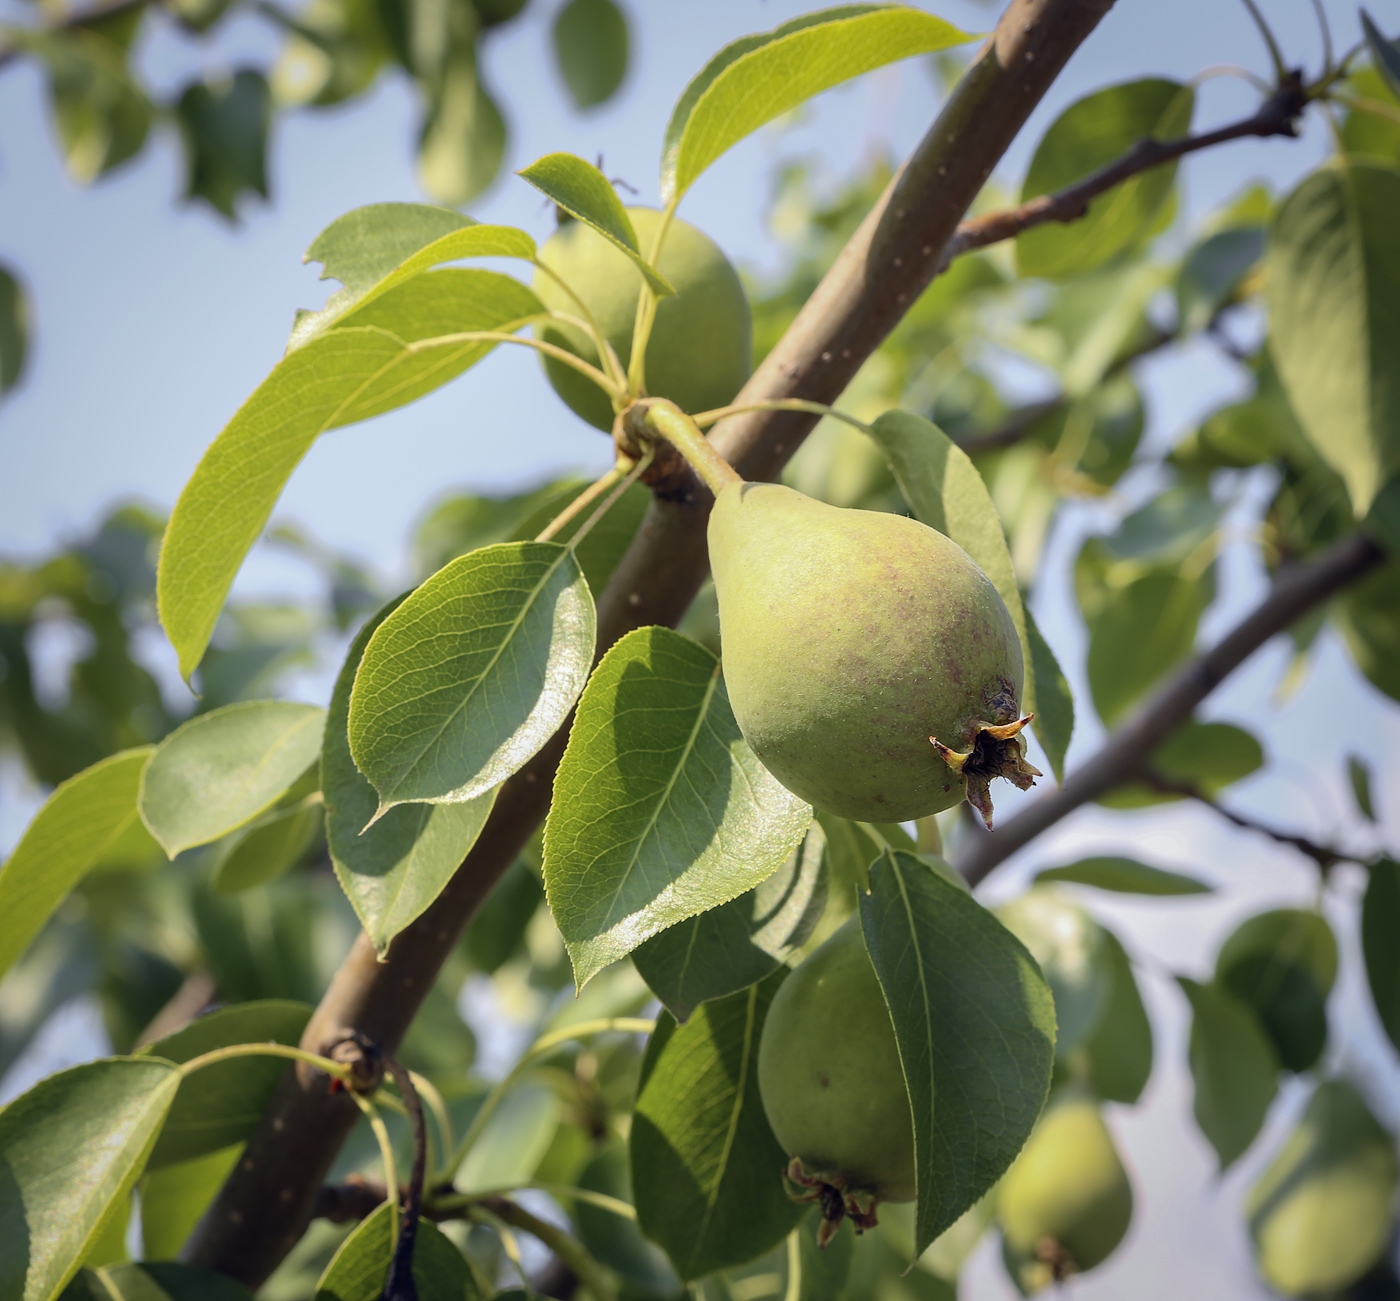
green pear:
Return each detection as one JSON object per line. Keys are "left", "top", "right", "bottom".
{"left": 1247, "top": 1078, "right": 1398, "bottom": 1297}
{"left": 709, "top": 481, "right": 1037, "bottom": 825}
{"left": 532, "top": 207, "right": 751, "bottom": 430}
{"left": 997, "top": 1090, "right": 1133, "bottom": 1291}
{"left": 757, "top": 919, "right": 914, "bottom": 1243}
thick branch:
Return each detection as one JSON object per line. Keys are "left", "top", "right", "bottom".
{"left": 956, "top": 532, "right": 1386, "bottom": 886}
{"left": 938, "top": 73, "right": 1308, "bottom": 271}
{"left": 184, "top": 1, "right": 1119, "bottom": 1282}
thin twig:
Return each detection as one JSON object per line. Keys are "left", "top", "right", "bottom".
{"left": 381, "top": 1059, "right": 426, "bottom": 1301}
{"left": 472, "top": 1197, "right": 617, "bottom": 1301}
{"left": 534, "top": 465, "right": 626, "bottom": 543}
{"left": 1139, "top": 771, "right": 1362, "bottom": 873}
{"left": 1238, "top": 0, "right": 1289, "bottom": 79}
{"left": 937, "top": 77, "right": 1308, "bottom": 274}
{"left": 956, "top": 532, "right": 1386, "bottom": 887}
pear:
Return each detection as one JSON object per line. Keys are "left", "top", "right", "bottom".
{"left": 757, "top": 919, "right": 915, "bottom": 1243}
{"left": 709, "top": 481, "right": 1038, "bottom": 825}
{"left": 997, "top": 1090, "right": 1133, "bottom": 1292}
{"left": 532, "top": 208, "right": 751, "bottom": 431}
{"left": 1247, "top": 1079, "right": 1398, "bottom": 1297}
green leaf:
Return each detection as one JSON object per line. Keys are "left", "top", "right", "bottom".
{"left": 62, "top": 1263, "right": 254, "bottom": 1300}
{"left": 314, "top": 1201, "right": 485, "bottom": 1300}
{"left": 0, "top": 747, "right": 152, "bottom": 982}
{"left": 1025, "top": 608, "right": 1073, "bottom": 782}
{"left": 1216, "top": 909, "right": 1336, "bottom": 1074}
{"left": 1178, "top": 977, "right": 1278, "bottom": 1170}
{"left": 1336, "top": 560, "right": 1400, "bottom": 703}
{"left": 573, "top": 1141, "right": 678, "bottom": 1291}
{"left": 0, "top": 1058, "right": 180, "bottom": 1301}
{"left": 1175, "top": 226, "right": 1264, "bottom": 335}
{"left": 139, "top": 1145, "right": 242, "bottom": 1260}
{"left": 292, "top": 215, "right": 537, "bottom": 350}
{"left": 1362, "top": 858, "right": 1400, "bottom": 1053}
{"left": 1017, "top": 79, "right": 1194, "bottom": 279}
{"left": 138, "top": 701, "right": 325, "bottom": 856}
{"left": 418, "top": 44, "right": 506, "bottom": 208}
{"left": 1247, "top": 1077, "right": 1399, "bottom": 1299}
{"left": 632, "top": 821, "right": 827, "bottom": 1022}
{"left": 661, "top": 5, "right": 971, "bottom": 204}
{"left": 552, "top": 0, "right": 629, "bottom": 109}
{"left": 1077, "top": 930, "right": 1153, "bottom": 1105}
{"left": 454, "top": 1082, "right": 559, "bottom": 1193}
{"left": 0, "top": 262, "right": 29, "bottom": 396}
{"left": 1267, "top": 159, "right": 1400, "bottom": 515}
{"left": 348, "top": 542, "right": 595, "bottom": 813}
{"left": 543, "top": 627, "right": 812, "bottom": 988}
{"left": 631, "top": 972, "right": 803, "bottom": 1279}
{"left": 1035, "top": 856, "right": 1211, "bottom": 895}
{"left": 210, "top": 798, "right": 322, "bottom": 894}
{"left": 517, "top": 154, "right": 673, "bottom": 297}
{"left": 325, "top": 599, "right": 496, "bottom": 953}
{"left": 996, "top": 885, "right": 1110, "bottom": 1058}
{"left": 1348, "top": 754, "right": 1378, "bottom": 822}
{"left": 862, "top": 850, "right": 1056, "bottom": 1255}
{"left": 1086, "top": 568, "right": 1206, "bottom": 726}
{"left": 1362, "top": 11, "right": 1400, "bottom": 101}
{"left": 173, "top": 70, "right": 271, "bottom": 221}
{"left": 1105, "top": 718, "right": 1265, "bottom": 808}
{"left": 866, "top": 410, "right": 1036, "bottom": 726}
{"left": 158, "top": 270, "right": 542, "bottom": 680}
{"left": 138, "top": 999, "right": 312, "bottom": 1167}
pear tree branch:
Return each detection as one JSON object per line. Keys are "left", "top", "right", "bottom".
{"left": 956, "top": 532, "right": 1387, "bottom": 887}
{"left": 182, "top": 1, "right": 1157, "bottom": 1281}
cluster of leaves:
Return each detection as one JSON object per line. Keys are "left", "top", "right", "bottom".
{"left": 3, "top": 5, "right": 1400, "bottom": 1301}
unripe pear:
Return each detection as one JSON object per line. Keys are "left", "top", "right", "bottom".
{"left": 757, "top": 919, "right": 914, "bottom": 1243}
{"left": 709, "top": 481, "right": 1038, "bottom": 825}
{"left": 532, "top": 208, "right": 751, "bottom": 431}
{"left": 997, "top": 1090, "right": 1133, "bottom": 1292}
{"left": 1247, "top": 1079, "right": 1398, "bottom": 1297}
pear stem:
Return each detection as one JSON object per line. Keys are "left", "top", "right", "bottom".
{"left": 642, "top": 401, "right": 743, "bottom": 495}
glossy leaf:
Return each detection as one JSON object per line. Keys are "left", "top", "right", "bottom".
{"left": 139, "top": 1145, "right": 242, "bottom": 1261}
{"left": 544, "top": 627, "right": 812, "bottom": 987}
{"left": 139, "top": 1000, "right": 312, "bottom": 1167}
{"left": 293, "top": 211, "right": 536, "bottom": 349}
{"left": 661, "top": 5, "right": 970, "bottom": 203}
{"left": 1361, "top": 858, "right": 1400, "bottom": 1053}
{"left": 1178, "top": 977, "right": 1278, "bottom": 1170}
{"left": 348, "top": 542, "right": 594, "bottom": 813}
{"left": 1247, "top": 1077, "right": 1399, "bottom": 1298}
{"left": 1026, "top": 607, "right": 1073, "bottom": 783}
{"left": 862, "top": 850, "right": 1056, "bottom": 1254}
{"left": 552, "top": 0, "right": 629, "bottom": 109}
{"left": 158, "top": 270, "right": 542, "bottom": 680}
{"left": 0, "top": 262, "right": 28, "bottom": 396}
{"left": 0, "top": 747, "right": 151, "bottom": 981}
{"left": 1035, "top": 856, "right": 1211, "bottom": 895}
{"left": 323, "top": 599, "right": 494, "bottom": 951}
{"left": 1267, "top": 159, "right": 1400, "bottom": 514}
{"left": 210, "top": 798, "right": 322, "bottom": 894}
{"left": 314, "top": 1201, "right": 485, "bottom": 1300}
{"left": 631, "top": 971, "right": 803, "bottom": 1279}
{"left": 62, "top": 1263, "right": 254, "bottom": 1300}
{"left": 867, "top": 411, "right": 1035, "bottom": 724}
{"left": 997, "top": 885, "right": 1111, "bottom": 1058}
{"left": 1017, "top": 79, "right": 1194, "bottom": 279}
{"left": 138, "top": 701, "right": 325, "bottom": 856}
{"left": 1078, "top": 930, "right": 1153, "bottom": 1105}
{"left": 632, "top": 821, "right": 826, "bottom": 1022}
{"left": 0, "top": 1058, "right": 180, "bottom": 1301}
{"left": 517, "top": 153, "right": 673, "bottom": 296}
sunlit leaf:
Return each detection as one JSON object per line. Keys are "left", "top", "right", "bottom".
{"left": 314, "top": 1201, "right": 486, "bottom": 1300}
{"left": 544, "top": 627, "right": 812, "bottom": 988}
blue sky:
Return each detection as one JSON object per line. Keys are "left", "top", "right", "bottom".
{"left": 3, "top": 2, "right": 1399, "bottom": 1295}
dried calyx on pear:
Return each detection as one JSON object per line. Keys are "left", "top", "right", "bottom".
{"left": 708, "top": 479, "right": 1039, "bottom": 826}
